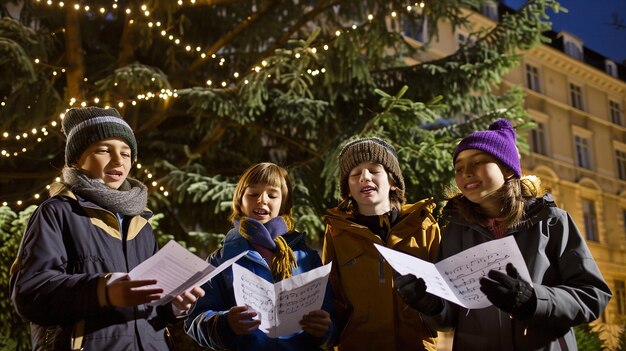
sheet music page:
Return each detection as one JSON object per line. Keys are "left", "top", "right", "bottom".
{"left": 128, "top": 240, "right": 247, "bottom": 305}
{"left": 232, "top": 263, "right": 278, "bottom": 336}
{"left": 375, "top": 236, "right": 531, "bottom": 309}
{"left": 275, "top": 263, "right": 331, "bottom": 337}
{"left": 232, "top": 263, "right": 331, "bottom": 338}
{"left": 129, "top": 240, "right": 208, "bottom": 295}
{"left": 374, "top": 244, "right": 463, "bottom": 306}
{"left": 435, "top": 236, "right": 531, "bottom": 309}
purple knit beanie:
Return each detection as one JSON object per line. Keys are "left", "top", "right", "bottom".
{"left": 453, "top": 119, "right": 521, "bottom": 178}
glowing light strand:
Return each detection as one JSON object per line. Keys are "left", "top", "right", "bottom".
{"left": 6, "top": 0, "right": 428, "bottom": 153}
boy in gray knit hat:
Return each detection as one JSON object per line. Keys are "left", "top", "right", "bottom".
{"left": 321, "top": 136, "right": 441, "bottom": 351}
{"left": 10, "top": 106, "right": 204, "bottom": 350}
{"left": 63, "top": 106, "right": 138, "bottom": 166}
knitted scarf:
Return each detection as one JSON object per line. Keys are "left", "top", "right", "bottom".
{"left": 62, "top": 167, "right": 148, "bottom": 216}
{"left": 235, "top": 216, "right": 297, "bottom": 281}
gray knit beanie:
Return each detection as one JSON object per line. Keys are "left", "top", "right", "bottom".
{"left": 62, "top": 107, "right": 137, "bottom": 165}
{"left": 338, "top": 137, "right": 405, "bottom": 200}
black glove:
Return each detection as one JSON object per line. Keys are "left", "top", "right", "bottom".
{"left": 395, "top": 274, "right": 443, "bottom": 316}
{"left": 479, "top": 263, "right": 536, "bottom": 320}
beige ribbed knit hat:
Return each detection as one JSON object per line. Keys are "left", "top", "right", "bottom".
{"left": 338, "top": 137, "right": 405, "bottom": 201}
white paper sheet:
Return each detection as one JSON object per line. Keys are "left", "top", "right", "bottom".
{"left": 375, "top": 235, "right": 531, "bottom": 309}
{"left": 232, "top": 262, "right": 331, "bottom": 338}
{"left": 128, "top": 240, "right": 247, "bottom": 305}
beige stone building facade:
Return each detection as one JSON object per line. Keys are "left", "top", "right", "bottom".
{"left": 396, "top": 2, "right": 626, "bottom": 348}
{"left": 503, "top": 30, "right": 626, "bottom": 334}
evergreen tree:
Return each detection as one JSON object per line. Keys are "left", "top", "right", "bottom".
{"left": 574, "top": 323, "right": 605, "bottom": 351}
{"left": 0, "top": 205, "right": 36, "bottom": 350}
{"left": 0, "top": 0, "right": 562, "bottom": 348}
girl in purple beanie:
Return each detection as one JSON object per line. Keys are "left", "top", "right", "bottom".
{"left": 395, "top": 119, "right": 611, "bottom": 350}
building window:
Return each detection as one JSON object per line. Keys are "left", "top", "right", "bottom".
{"left": 525, "top": 64, "right": 541, "bottom": 93}
{"left": 564, "top": 40, "right": 583, "bottom": 60}
{"left": 610, "top": 100, "right": 624, "bottom": 126}
{"left": 574, "top": 135, "right": 592, "bottom": 169}
{"left": 606, "top": 60, "right": 618, "bottom": 77}
{"left": 582, "top": 199, "right": 599, "bottom": 242}
{"left": 403, "top": 15, "right": 428, "bottom": 42}
{"left": 481, "top": 2, "right": 498, "bottom": 21}
{"left": 530, "top": 122, "right": 547, "bottom": 155}
{"left": 457, "top": 32, "right": 468, "bottom": 45}
{"left": 569, "top": 83, "right": 584, "bottom": 110}
{"left": 616, "top": 280, "right": 626, "bottom": 317}
{"left": 617, "top": 150, "right": 626, "bottom": 180}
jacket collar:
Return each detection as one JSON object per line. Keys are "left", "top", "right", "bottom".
{"left": 324, "top": 198, "right": 436, "bottom": 247}
{"left": 52, "top": 185, "right": 152, "bottom": 240}
{"left": 221, "top": 228, "right": 306, "bottom": 260}
{"left": 442, "top": 193, "right": 556, "bottom": 233}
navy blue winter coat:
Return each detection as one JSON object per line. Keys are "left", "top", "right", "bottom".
{"left": 184, "top": 228, "right": 336, "bottom": 350}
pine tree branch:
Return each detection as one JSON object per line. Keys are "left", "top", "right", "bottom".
{"left": 187, "top": 0, "right": 280, "bottom": 72}
{"left": 185, "top": 0, "right": 250, "bottom": 5}
{"left": 136, "top": 99, "right": 175, "bottom": 133}
{"left": 190, "top": 123, "right": 228, "bottom": 156}
{"left": 250, "top": 123, "right": 323, "bottom": 157}
{"left": 118, "top": 14, "right": 137, "bottom": 67}
{"left": 0, "top": 171, "right": 58, "bottom": 179}
{"left": 265, "top": 0, "right": 342, "bottom": 55}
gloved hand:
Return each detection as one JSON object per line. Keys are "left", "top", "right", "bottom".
{"left": 479, "top": 263, "right": 536, "bottom": 320}
{"left": 395, "top": 274, "right": 443, "bottom": 316}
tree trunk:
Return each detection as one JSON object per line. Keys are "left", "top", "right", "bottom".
{"left": 64, "top": 7, "right": 85, "bottom": 100}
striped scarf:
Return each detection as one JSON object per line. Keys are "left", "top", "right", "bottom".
{"left": 236, "top": 216, "right": 297, "bottom": 281}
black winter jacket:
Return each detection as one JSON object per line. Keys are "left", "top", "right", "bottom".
{"left": 10, "top": 187, "right": 176, "bottom": 350}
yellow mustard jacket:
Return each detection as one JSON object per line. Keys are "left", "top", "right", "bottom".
{"left": 322, "top": 199, "right": 441, "bottom": 351}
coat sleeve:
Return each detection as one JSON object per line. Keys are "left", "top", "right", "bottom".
{"left": 424, "top": 213, "right": 441, "bottom": 262}
{"left": 531, "top": 211, "right": 611, "bottom": 328}
{"left": 418, "top": 223, "right": 460, "bottom": 331}
{"left": 184, "top": 250, "right": 242, "bottom": 350}
{"left": 9, "top": 202, "right": 107, "bottom": 326}
{"left": 300, "top": 243, "right": 338, "bottom": 348}
{"left": 321, "top": 223, "right": 351, "bottom": 337}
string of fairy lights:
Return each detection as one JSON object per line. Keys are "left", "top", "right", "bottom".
{"left": 1, "top": 0, "right": 426, "bottom": 209}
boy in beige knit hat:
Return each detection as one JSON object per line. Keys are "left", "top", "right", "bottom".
{"left": 322, "top": 136, "right": 441, "bottom": 351}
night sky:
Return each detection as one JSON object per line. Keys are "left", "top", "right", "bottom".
{"left": 503, "top": 0, "right": 626, "bottom": 63}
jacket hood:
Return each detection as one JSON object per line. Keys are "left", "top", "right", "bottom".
{"left": 441, "top": 193, "right": 556, "bottom": 232}
{"left": 324, "top": 198, "right": 437, "bottom": 246}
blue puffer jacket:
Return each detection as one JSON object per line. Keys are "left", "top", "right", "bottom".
{"left": 10, "top": 187, "right": 176, "bottom": 350}
{"left": 185, "top": 228, "right": 336, "bottom": 351}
